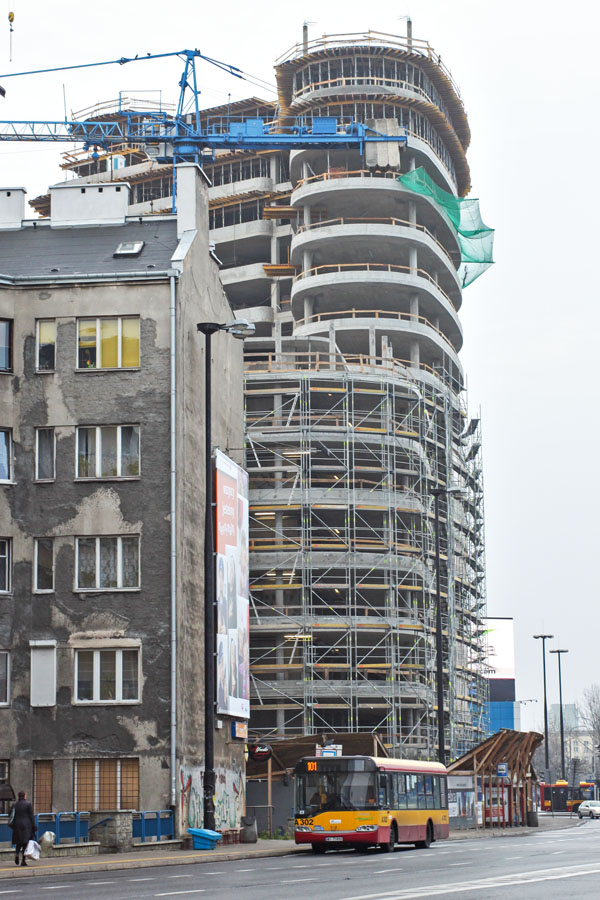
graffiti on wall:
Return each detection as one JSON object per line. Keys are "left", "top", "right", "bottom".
{"left": 179, "top": 762, "right": 245, "bottom": 832}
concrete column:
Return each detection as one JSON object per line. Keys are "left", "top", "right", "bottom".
{"left": 329, "top": 322, "right": 336, "bottom": 362}
{"left": 409, "top": 247, "right": 418, "bottom": 277}
{"left": 304, "top": 204, "right": 311, "bottom": 227}
{"left": 409, "top": 156, "right": 416, "bottom": 172}
{"left": 410, "top": 295, "right": 419, "bottom": 319}
{"left": 270, "top": 155, "right": 278, "bottom": 182}
{"left": 369, "top": 326, "right": 376, "bottom": 360}
{"left": 410, "top": 339, "right": 420, "bottom": 366}
{"left": 408, "top": 200, "right": 417, "bottom": 226}
{"left": 302, "top": 249, "right": 312, "bottom": 275}
{"left": 303, "top": 296, "right": 314, "bottom": 321}
{"left": 302, "top": 160, "right": 310, "bottom": 181}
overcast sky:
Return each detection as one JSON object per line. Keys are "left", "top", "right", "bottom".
{"left": 1, "top": 0, "right": 596, "bottom": 734}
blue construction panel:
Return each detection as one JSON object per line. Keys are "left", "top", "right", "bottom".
{"left": 312, "top": 117, "right": 338, "bottom": 134}
{"left": 132, "top": 810, "right": 174, "bottom": 842}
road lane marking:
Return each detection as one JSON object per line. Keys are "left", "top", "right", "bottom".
{"left": 375, "top": 869, "right": 403, "bottom": 874}
{"left": 87, "top": 883, "right": 115, "bottom": 886}
{"left": 293, "top": 864, "right": 309, "bottom": 868}
{"left": 280, "top": 878, "right": 316, "bottom": 883}
{"left": 506, "top": 856, "right": 522, "bottom": 859}
{"left": 155, "top": 892, "right": 205, "bottom": 897}
{"left": 337, "top": 861, "right": 600, "bottom": 900}
{"left": 235, "top": 868, "right": 255, "bottom": 872}
{"left": 0, "top": 892, "right": 21, "bottom": 896}
{"left": 203, "top": 872, "right": 225, "bottom": 875}
{"left": 169, "top": 875, "right": 194, "bottom": 878}
{"left": 42, "top": 888, "right": 68, "bottom": 891}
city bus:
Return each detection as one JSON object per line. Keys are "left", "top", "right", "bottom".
{"left": 294, "top": 755, "right": 449, "bottom": 852}
{"left": 539, "top": 780, "right": 595, "bottom": 812}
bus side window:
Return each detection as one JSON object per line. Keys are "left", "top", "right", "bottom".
{"left": 406, "top": 774, "right": 417, "bottom": 809}
{"left": 397, "top": 774, "right": 407, "bottom": 808}
{"left": 379, "top": 773, "right": 389, "bottom": 808}
{"left": 389, "top": 773, "right": 398, "bottom": 809}
{"left": 424, "top": 775, "right": 434, "bottom": 809}
{"left": 440, "top": 777, "right": 448, "bottom": 809}
{"left": 417, "top": 775, "right": 426, "bottom": 809}
{"left": 433, "top": 776, "right": 441, "bottom": 809}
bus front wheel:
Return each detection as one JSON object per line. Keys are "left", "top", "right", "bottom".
{"left": 415, "top": 821, "right": 433, "bottom": 849}
{"left": 380, "top": 822, "right": 397, "bottom": 852}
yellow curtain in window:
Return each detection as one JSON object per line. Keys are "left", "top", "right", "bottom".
{"left": 78, "top": 320, "right": 96, "bottom": 368}
{"left": 38, "top": 320, "right": 55, "bottom": 347}
{"left": 121, "top": 318, "right": 140, "bottom": 368}
{"left": 100, "top": 319, "right": 119, "bottom": 368}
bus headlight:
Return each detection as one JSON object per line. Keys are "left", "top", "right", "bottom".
{"left": 296, "top": 825, "right": 312, "bottom": 832}
{"left": 356, "top": 824, "right": 378, "bottom": 832}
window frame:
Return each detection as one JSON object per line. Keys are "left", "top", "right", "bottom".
{"left": 76, "top": 316, "right": 140, "bottom": 371}
{"left": 34, "top": 537, "right": 55, "bottom": 593}
{"left": 75, "top": 535, "right": 140, "bottom": 592}
{"left": 73, "top": 757, "right": 139, "bottom": 811}
{"left": 74, "top": 647, "right": 141, "bottom": 705}
{"left": 36, "top": 319, "right": 56, "bottom": 373}
{"left": 0, "top": 538, "right": 11, "bottom": 594}
{"left": 0, "top": 429, "right": 13, "bottom": 483}
{"left": 0, "top": 650, "right": 9, "bottom": 705}
{"left": 35, "top": 427, "right": 56, "bottom": 482}
{"left": 0, "top": 319, "right": 13, "bottom": 374}
{"left": 75, "top": 424, "right": 141, "bottom": 480}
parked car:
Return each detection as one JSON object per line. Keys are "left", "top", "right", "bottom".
{"left": 578, "top": 800, "right": 600, "bottom": 819}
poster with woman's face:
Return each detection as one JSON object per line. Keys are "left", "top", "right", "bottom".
{"left": 215, "top": 450, "right": 250, "bottom": 718}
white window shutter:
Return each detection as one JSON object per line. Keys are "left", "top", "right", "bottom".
{"left": 30, "top": 641, "right": 57, "bottom": 707}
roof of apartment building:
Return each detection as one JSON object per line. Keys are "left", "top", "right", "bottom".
{"left": 0, "top": 219, "right": 179, "bottom": 279}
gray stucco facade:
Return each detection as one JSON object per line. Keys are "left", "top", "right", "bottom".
{"left": 0, "top": 165, "right": 246, "bottom": 834}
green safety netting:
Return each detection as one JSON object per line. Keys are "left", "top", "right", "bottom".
{"left": 398, "top": 167, "right": 494, "bottom": 287}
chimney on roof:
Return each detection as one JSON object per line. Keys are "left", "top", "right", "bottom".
{"left": 0, "top": 188, "right": 26, "bottom": 230}
{"left": 176, "top": 163, "right": 210, "bottom": 240}
{"left": 49, "top": 182, "right": 130, "bottom": 228}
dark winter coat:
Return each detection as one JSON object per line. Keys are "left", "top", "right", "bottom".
{"left": 10, "top": 799, "right": 36, "bottom": 845}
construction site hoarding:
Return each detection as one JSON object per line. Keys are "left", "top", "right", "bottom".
{"left": 215, "top": 449, "right": 250, "bottom": 719}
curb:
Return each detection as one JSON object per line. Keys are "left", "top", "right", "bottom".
{"left": 0, "top": 844, "right": 308, "bottom": 880}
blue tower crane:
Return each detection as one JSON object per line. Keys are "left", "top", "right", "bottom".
{"left": 0, "top": 49, "right": 407, "bottom": 162}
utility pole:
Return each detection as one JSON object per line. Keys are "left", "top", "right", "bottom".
{"left": 533, "top": 634, "right": 554, "bottom": 778}
{"left": 550, "top": 648, "right": 569, "bottom": 781}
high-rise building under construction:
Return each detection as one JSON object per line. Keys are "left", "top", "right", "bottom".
{"left": 30, "top": 28, "right": 492, "bottom": 761}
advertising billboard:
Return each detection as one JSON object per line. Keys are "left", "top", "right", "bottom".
{"left": 215, "top": 449, "right": 249, "bottom": 719}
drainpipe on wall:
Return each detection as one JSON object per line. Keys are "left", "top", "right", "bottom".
{"left": 169, "top": 272, "right": 178, "bottom": 809}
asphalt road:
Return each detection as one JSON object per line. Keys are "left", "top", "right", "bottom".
{"left": 2, "top": 821, "right": 600, "bottom": 899}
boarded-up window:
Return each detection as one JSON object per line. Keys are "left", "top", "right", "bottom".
{"left": 33, "top": 760, "right": 53, "bottom": 813}
{"left": 30, "top": 642, "right": 56, "bottom": 707}
{"left": 74, "top": 758, "right": 139, "bottom": 811}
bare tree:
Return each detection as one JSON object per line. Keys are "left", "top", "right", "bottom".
{"left": 581, "top": 684, "right": 600, "bottom": 747}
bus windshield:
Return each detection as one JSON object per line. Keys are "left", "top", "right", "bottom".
{"left": 296, "top": 767, "right": 379, "bottom": 815}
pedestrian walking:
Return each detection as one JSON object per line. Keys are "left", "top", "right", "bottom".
{"left": 10, "top": 791, "right": 36, "bottom": 867}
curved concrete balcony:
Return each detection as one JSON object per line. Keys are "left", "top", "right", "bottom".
{"left": 290, "top": 170, "right": 459, "bottom": 253}
{"left": 291, "top": 218, "right": 461, "bottom": 297}
{"left": 244, "top": 346, "right": 464, "bottom": 399}
{"left": 220, "top": 262, "right": 271, "bottom": 307}
{"left": 290, "top": 263, "right": 462, "bottom": 322}
{"left": 295, "top": 307, "right": 462, "bottom": 357}
{"left": 208, "top": 175, "right": 273, "bottom": 203}
{"left": 291, "top": 76, "right": 442, "bottom": 109}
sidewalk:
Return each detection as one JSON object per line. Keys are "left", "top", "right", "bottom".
{"left": 0, "top": 816, "right": 583, "bottom": 880}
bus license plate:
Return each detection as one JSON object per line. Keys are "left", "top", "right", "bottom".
{"left": 326, "top": 836, "right": 343, "bottom": 841}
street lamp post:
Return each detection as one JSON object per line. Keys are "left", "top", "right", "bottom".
{"left": 197, "top": 318, "right": 255, "bottom": 831}
{"left": 533, "top": 634, "right": 554, "bottom": 777}
{"left": 550, "top": 648, "right": 569, "bottom": 781}
{"left": 431, "top": 486, "right": 464, "bottom": 766}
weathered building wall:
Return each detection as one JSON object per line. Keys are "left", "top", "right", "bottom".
{"left": 174, "top": 165, "right": 247, "bottom": 835}
{"left": 0, "top": 279, "right": 174, "bottom": 808}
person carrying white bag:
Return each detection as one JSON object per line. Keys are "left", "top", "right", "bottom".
{"left": 24, "top": 838, "right": 41, "bottom": 861}
{"left": 9, "top": 791, "right": 37, "bottom": 867}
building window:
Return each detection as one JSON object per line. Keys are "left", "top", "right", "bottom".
{"left": 76, "top": 536, "right": 140, "bottom": 591}
{"left": 0, "top": 759, "right": 9, "bottom": 813}
{"left": 0, "top": 539, "right": 11, "bottom": 593}
{"left": 29, "top": 641, "right": 56, "bottom": 707}
{"left": 0, "top": 320, "right": 12, "bottom": 372}
{"left": 35, "top": 428, "right": 55, "bottom": 481}
{"left": 33, "top": 760, "right": 53, "bottom": 813}
{"left": 0, "top": 651, "right": 9, "bottom": 704}
{"left": 36, "top": 320, "right": 56, "bottom": 372}
{"left": 77, "top": 317, "right": 140, "bottom": 369}
{"left": 75, "top": 648, "right": 140, "bottom": 703}
{"left": 74, "top": 758, "right": 139, "bottom": 811}
{"left": 34, "top": 538, "right": 54, "bottom": 592}
{"left": 77, "top": 425, "right": 140, "bottom": 478}
{"left": 0, "top": 429, "right": 12, "bottom": 481}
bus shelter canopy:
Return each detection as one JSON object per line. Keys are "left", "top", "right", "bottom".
{"left": 448, "top": 729, "right": 543, "bottom": 785}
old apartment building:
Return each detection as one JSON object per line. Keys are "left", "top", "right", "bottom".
{"left": 0, "top": 164, "right": 246, "bottom": 831}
